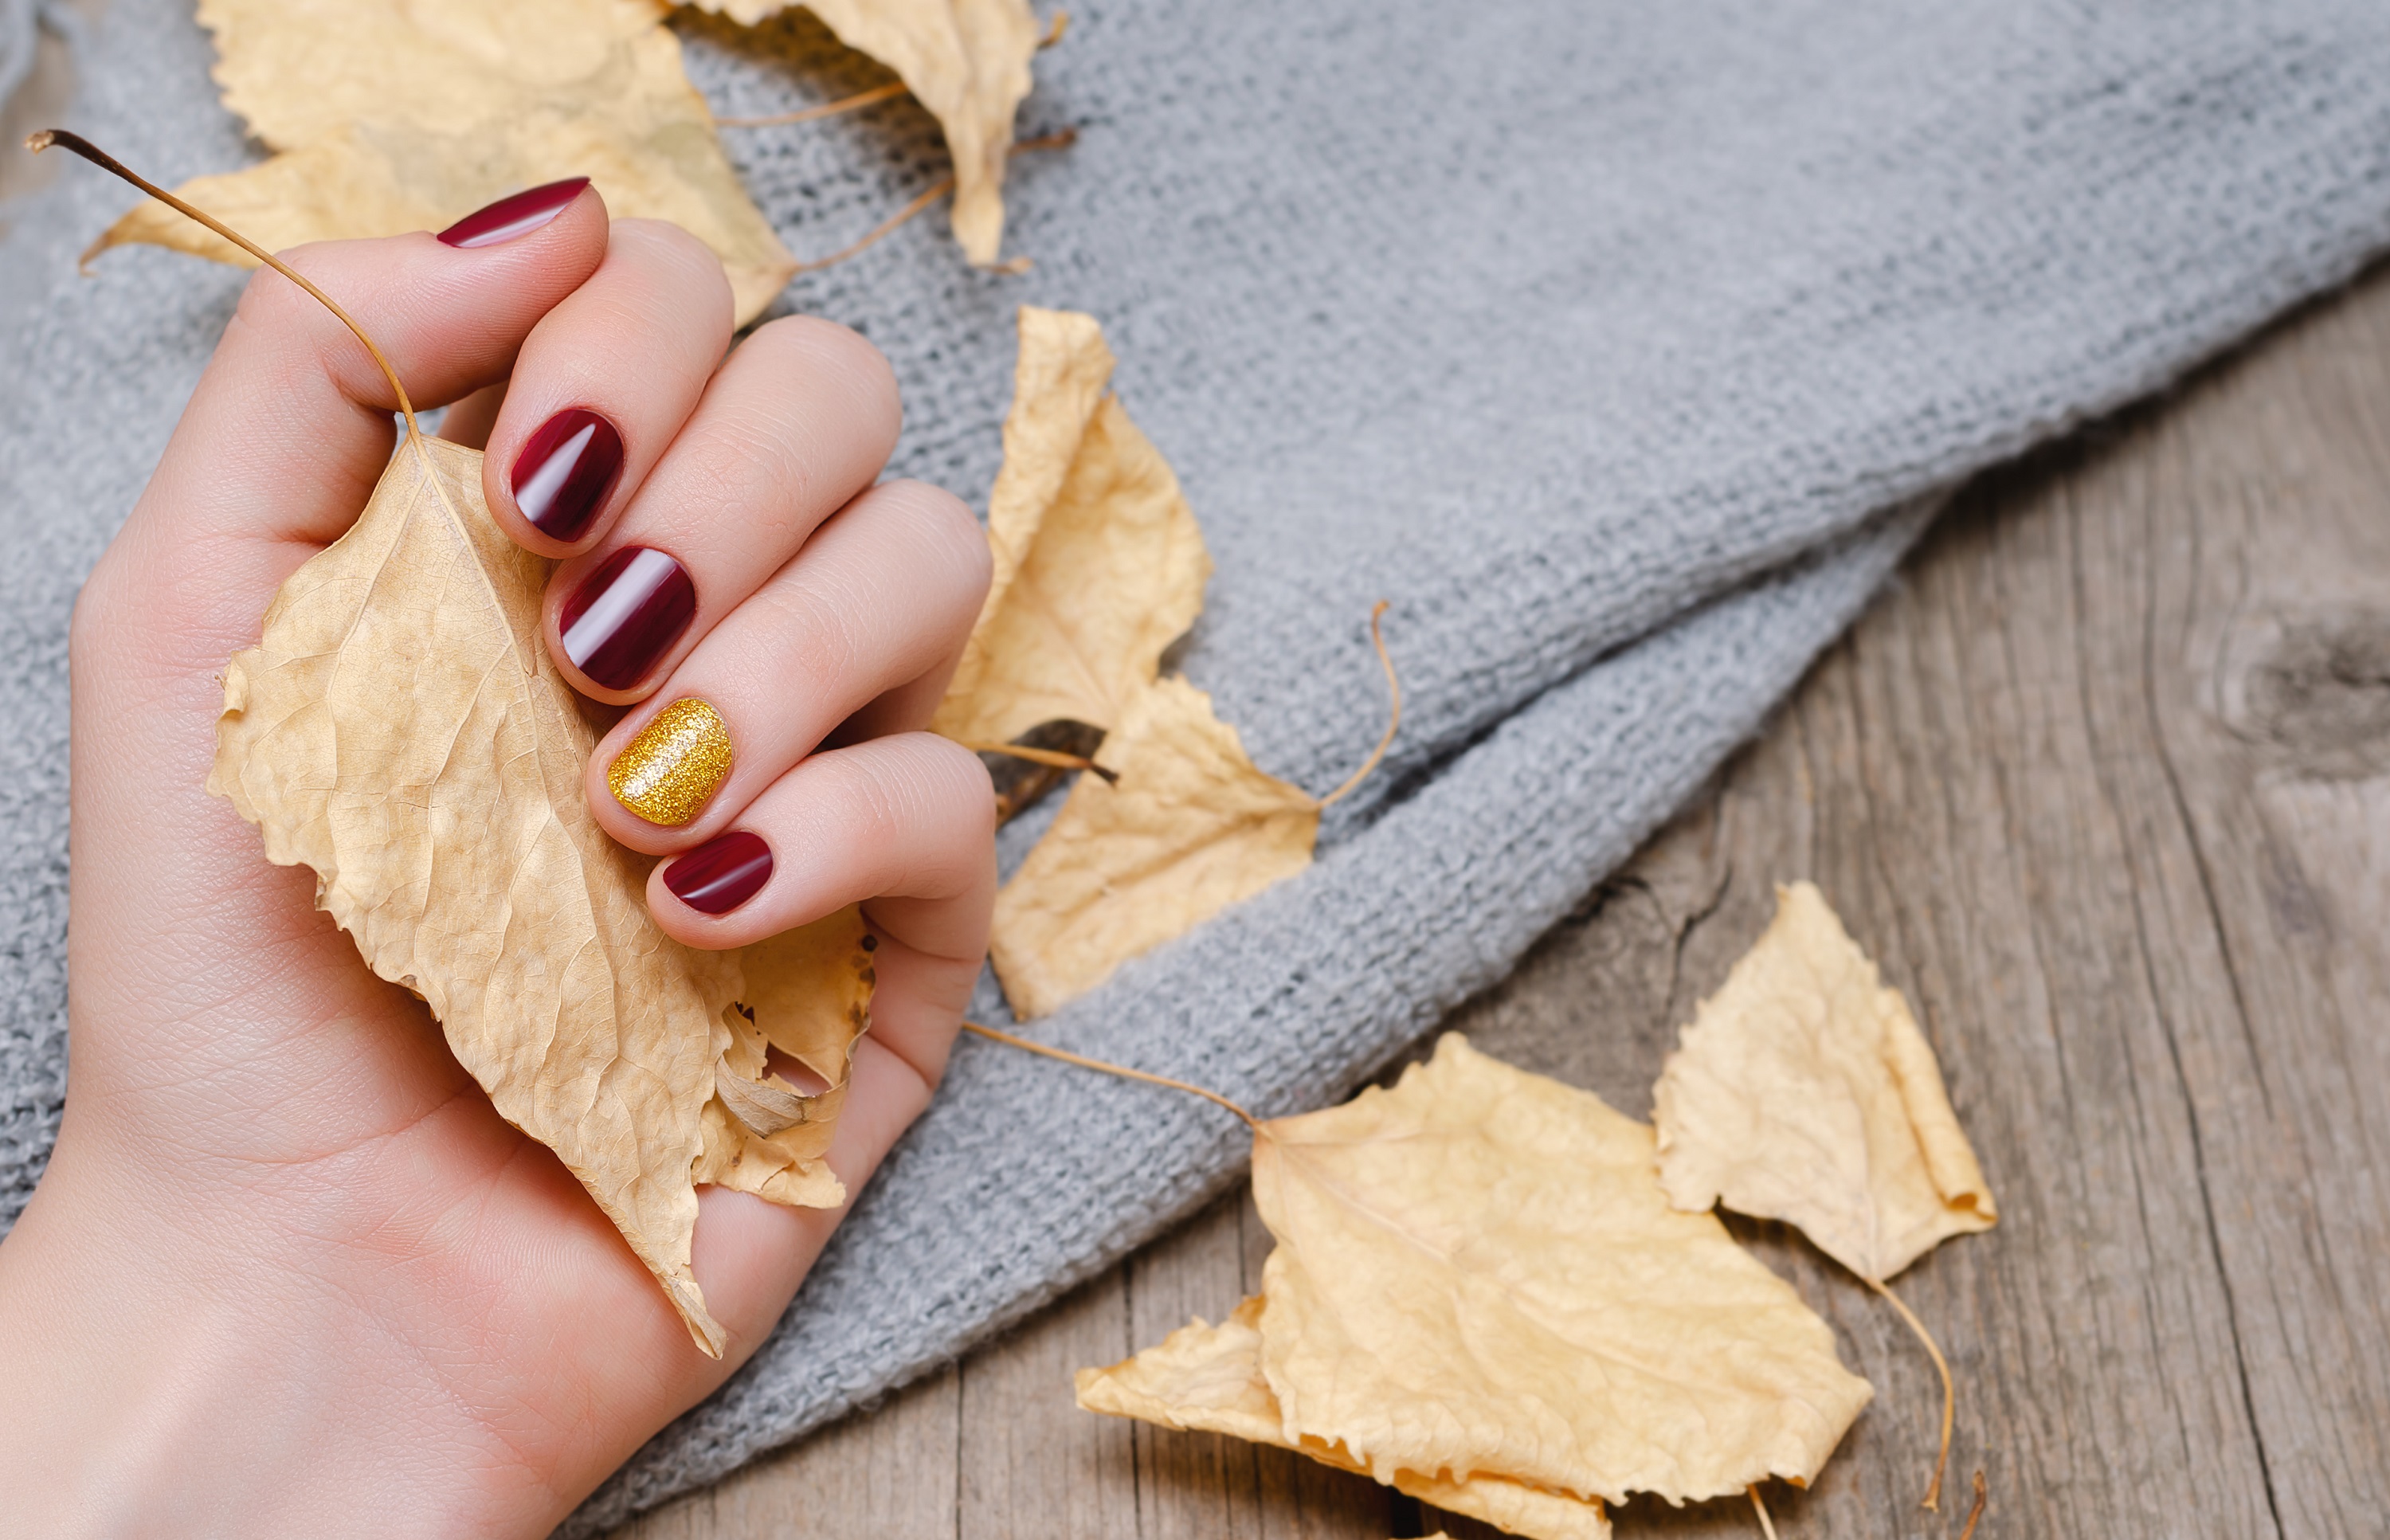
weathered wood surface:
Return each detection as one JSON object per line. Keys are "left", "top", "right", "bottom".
{"left": 617, "top": 263, "right": 2390, "bottom": 1540}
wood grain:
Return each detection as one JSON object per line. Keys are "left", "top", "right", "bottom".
{"left": 616, "top": 263, "right": 2390, "bottom": 1540}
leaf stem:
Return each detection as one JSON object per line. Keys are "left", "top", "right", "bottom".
{"left": 1865, "top": 1273, "right": 1954, "bottom": 1511}
{"left": 1957, "top": 1469, "right": 1988, "bottom": 1540}
{"left": 31, "top": 129, "right": 423, "bottom": 449}
{"left": 1315, "top": 600, "right": 1401, "bottom": 809}
{"left": 1747, "top": 1484, "right": 1779, "bottom": 1540}
{"left": 961, "top": 1021, "right": 1260, "bottom": 1131}
{"left": 789, "top": 128, "right": 1077, "bottom": 276}
{"left": 954, "top": 739, "right": 1118, "bottom": 784}
{"left": 793, "top": 174, "right": 954, "bottom": 273}
{"left": 718, "top": 80, "right": 909, "bottom": 128}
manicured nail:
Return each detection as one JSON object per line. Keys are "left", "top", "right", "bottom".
{"left": 609, "top": 698, "right": 735, "bottom": 827}
{"left": 437, "top": 178, "right": 590, "bottom": 249}
{"left": 664, "top": 830, "right": 774, "bottom": 915}
{"left": 512, "top": 407, "right": 623, "bottom": 543}
{"left": 560, "top": 547, "right": 695, "bottom": 691}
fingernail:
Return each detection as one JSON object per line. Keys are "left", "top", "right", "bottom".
{"left": 609, "top": 698, "right": 735, "bottom": 827}
{"left": 437, "top": 178, "right": 590, "bottom": 249}
{"left": 664, "top": 830, "right": 774, "bottom": 915}
{"left": 560, "top": 547, "right": 695, "bottom": 691}
{"left": 513, "top": 407, "right": 623, "bottom": 543}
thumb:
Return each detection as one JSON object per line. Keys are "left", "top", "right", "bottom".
{"left": 107, "top": 182, "right": 611, "bottom": 663}
{"left": 79, "top": 179, "right": 612, "bottom": 707}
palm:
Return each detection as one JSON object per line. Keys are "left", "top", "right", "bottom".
{"left": 65, "top": 508, "right": 759, "bottom": 1488}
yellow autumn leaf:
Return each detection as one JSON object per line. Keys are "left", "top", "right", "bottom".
{"left": 933, "top": 307, "right": 1211, "bottom": 747}
{"left": 1252, "top": 1035, "right": 1874, "bottom": 1508}
{"left": 692, "top": 0, "right": 1040, "bottom": 265}
{"left": 1651, "top": 881, "right": 1996, "bottom": 1284}
{"left": 210, "top": 433, "right": 869, "bottom": 1355}
{"left": 989, "top": 676, "right": 1315, "bottom": 1017}
{"left": 1078, "top": 1297, "right": 1613, "bottom": 1540}
{"left": 696, "top": 906, "right": 879, "bottom": 1209}
{"left": 91, "top": 0, "right": 798, "bottom": 324}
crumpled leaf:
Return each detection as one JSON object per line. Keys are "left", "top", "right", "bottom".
{"left": 933, "top": 307, "right": 1211, "bottom": 747}
{"left": 1078, "top": 1297, "right": 1614, "bottom": 1540}
{"left": 989, "top": 675, "right": 1314, "bottom": 1017}
{"left": 92, "top": 0, "right": 797, "bottom": 324}
{"left": 210, "top": 434, "right": 870, "bottom": 1355}
{"left": 1652, "top": 881, "right": 1996, "bottom": 1283}
{"left": 695, "top": 907, "right": 877, "bottom": 1209}
{"left": 692, "top": 0, "right": 1040, "bottom": 265}
{"left": 1252, "top": 1035, "right": 1874, "bottom": 1507}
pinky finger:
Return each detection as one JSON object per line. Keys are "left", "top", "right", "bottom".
{"left": 647, "top": 731, "right": 995, "bottom": 1093}
{"left": 645, "top": 731, "right": 994, "bottom": 954}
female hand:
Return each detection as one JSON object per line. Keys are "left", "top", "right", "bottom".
{"left": 0, "top": 182, "right": 994, "bottom": 1535}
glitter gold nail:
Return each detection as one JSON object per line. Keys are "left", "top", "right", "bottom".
{"left": 609, "top": 697, "right": 734, "bottom": 826}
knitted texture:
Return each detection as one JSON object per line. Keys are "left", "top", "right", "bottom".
{"left": 0, "top": 1, "right": 2386, "bottom": 1530}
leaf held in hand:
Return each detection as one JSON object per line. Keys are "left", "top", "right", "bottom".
{"left": 91, "top": 0, "right": 798, "bottom": 323}
{"left": 1651, "top": 881, "right": 1996, "bottom": 1283}
{"left": 1253, "top": 1036, "right": 1873, "bottom": 1508}
{"left": 1077, "top": 1298, "right": 1614, "bottom": 1540}
{"left": 693, "top": 0, "right": 1042, "bottom": 265}
{"left": 988, "top": 676, "right": 1314, "bottom": 1017}
{"left": 209, "top": 437, "right": 871, "bottom": 1354}
{"left": 933, "top": 306, "right": 1211, "bottom": 747}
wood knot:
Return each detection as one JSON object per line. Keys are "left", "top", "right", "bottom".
{"left": 2238, "top": 613, "right": 2390, "bottom": 778}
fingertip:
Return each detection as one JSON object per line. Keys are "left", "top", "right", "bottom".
{"left": 147, "top": 193, "right": 614, "bottom": 557}
{"left": 479, "top": 219, "right": 739, "bottom": 562}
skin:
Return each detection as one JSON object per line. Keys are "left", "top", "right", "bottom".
{"left": 0, "top": 190, "right": 996, "bottom": 1535}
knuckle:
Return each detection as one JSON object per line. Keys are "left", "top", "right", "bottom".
{"left": 751, "top": 316, "right": 901, "bottom": 441}
{"left": 225, "top": 249, "right": 384, "bottom": 403}
{"left": 605, "top": 219, "right": 734, "bottom": 324}
{"left": 874, "top": 480, "right": 993, "bottom": 617}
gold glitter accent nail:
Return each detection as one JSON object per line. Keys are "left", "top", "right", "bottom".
{"left": 609, "top": 698, "right": 734, "bottom": 826}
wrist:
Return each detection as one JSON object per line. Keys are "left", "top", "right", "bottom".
{"left": 0, "top": 1122, "right": 554, "bottom": 1538}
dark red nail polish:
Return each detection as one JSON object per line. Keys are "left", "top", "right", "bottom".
{"left": 512, "top": 408, "right": 623, "bottom": 543}
{"left": 560, "top": 547, "right": 697, "bottom": 691}
{"left": 437, "top": 178, "right": 590, "bottom": 249}
{"left": 665, "top": 831, "right": 774, "bottom": 915}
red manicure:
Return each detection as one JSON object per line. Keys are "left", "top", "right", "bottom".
{"left": 559, "top": 547, "right": 697, "bottom": 692}
{"left": 436, "top": 178, "right": 590, "bottom": 249}
{"left": 513, "top": 408, "right": 623, "bottom": 542}
{"left": 665, "top": 832, "right": 774, "bottom": 915}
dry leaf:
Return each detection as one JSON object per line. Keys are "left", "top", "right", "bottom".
{"left": 1651, "top": 882, "right": 1996, "bottom": 1283}
{"left": 932, "top": 307, "right": 1211, "bottom": 746}
{"left": 92, "top": 0, "right": 798, "bottom": 324}
{"left": 988, "top": 676, "right": 1314, "bottom": 1017}
{"left": 1078, "top": 1298, "right": 1614, "bottom": 1540}
{"left": 210, "top": 434, "right": 872, "bottom": 1354}
{"left": 693, "top": 0, "right": 1040, "bottom": 264}
{"left": 950, "top": 308, "right": 1370, "bottom": 1021}
{"left": 695, "top": 907, "right": 877, "bottom": 1209}
{"left": 1252, "top": 1035, "right": 1873, "bottom": 1507}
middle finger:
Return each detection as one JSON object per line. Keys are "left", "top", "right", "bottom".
{"left": 543, "top": 315, "right": 901, "bottom": 703}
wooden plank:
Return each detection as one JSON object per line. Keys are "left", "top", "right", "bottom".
{"left": 617, "top": 265, "right": 2390, "bottom": 1540}
{"left": 2102, "top": 275, "right": 2390, "bottom": 1534}
{"left": 612, "top": 1365, "right": 961, "bottom": 1539}
{"left": 954, "top": 1270, "right": 1142, "bottom": 1538}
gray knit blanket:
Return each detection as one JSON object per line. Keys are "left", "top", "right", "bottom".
{"left": 4, "top": 1, "right": 2388, "bottom": 1530}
